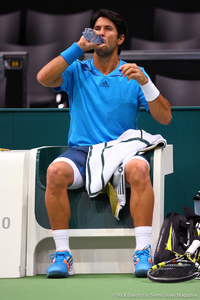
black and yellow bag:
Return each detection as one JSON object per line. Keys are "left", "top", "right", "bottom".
{"left": 154, "top": 205, "right": 200, "bottom": 264}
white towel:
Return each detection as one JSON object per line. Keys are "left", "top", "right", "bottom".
{"left": 86, "top": 129, "right": 167, "bottom": 218}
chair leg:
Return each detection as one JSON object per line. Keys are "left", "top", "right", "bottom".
{"left": 151, "top": 145, "right": 173, "bottom": 255}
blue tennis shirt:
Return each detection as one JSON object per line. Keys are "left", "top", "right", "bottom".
{"left": 54, "top": 59, "right": 150, "bottom": 148}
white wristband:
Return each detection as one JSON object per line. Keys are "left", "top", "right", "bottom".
{"left": 140, "top": 80, "right": 160, "bottom": 102}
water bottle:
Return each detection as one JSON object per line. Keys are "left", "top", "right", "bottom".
{"left": 193, "top": 191, "right": 200, "bottom": 215}
{"left": 82, "top": 28, "right": 104, "bottom": 45}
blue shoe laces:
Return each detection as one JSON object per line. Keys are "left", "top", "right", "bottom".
{"left": 133, "top": 245, "right": 152, "bottom": 263}
{"left": 49, "top": 251, "right": 72, "bottom": 263}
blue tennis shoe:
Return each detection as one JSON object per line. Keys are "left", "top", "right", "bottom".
{"left": 46, "top": 250, "right": 75, "bottom": 278}
{"left": 133, "top": 245, "right": 153, "bottom": 277}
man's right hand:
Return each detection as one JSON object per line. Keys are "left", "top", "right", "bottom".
{"left": 77, "top": 35, "right": 100, "bottom": 52}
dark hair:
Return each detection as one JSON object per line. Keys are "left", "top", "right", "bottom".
{"left": 90, "top": 9, "right": 128, "bottom": 54}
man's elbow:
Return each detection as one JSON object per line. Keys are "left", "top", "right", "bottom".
{"left": 37, "top": 71, "right": 47, "bottom": 87}
{"left": 163, "top": 112, "right": 172, "bottom": 125}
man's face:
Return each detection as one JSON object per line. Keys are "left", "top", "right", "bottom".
{"left": 93, "top": 17, "right": 124, "bottom": 56}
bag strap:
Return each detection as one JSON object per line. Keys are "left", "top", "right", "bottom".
{"left": 182, "top": 205, "right": 200, "bottom": 244}
{"left": 183, "top": 205, "right": 200, "bottom": 223}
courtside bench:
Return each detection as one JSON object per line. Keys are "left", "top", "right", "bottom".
{"left": 26, "top": 145, "right": 173, "bottom": 275}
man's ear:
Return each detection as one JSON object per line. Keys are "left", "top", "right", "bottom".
{"left": 118, "top": 34, "right": 125, "bottom": 45}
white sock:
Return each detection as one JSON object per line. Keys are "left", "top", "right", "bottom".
{"left": 52, "top": 229, "right": 70, "bottom": 252}
{"left": 135, "top": 226, "right": 152, "bottom": 250}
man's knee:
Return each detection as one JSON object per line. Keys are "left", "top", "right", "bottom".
{"left": 46, "top": 161, "right": 74, "bottom": 188}
{"left": 125, "top": 159, "right": 150, "bottom": 186}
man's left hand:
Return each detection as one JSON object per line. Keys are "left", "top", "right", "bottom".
{"left": 119, "top": 63, "right": 148, "bottom": 85}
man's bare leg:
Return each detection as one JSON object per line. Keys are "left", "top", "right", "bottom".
{"left": 45, "top": 161, "right": 74, "bottom": 229}
{"left": 125, "top": 158, "right": 154, "bottom": 277}
{"left": 45, "top": 161, "right": 75, "bottom": 278}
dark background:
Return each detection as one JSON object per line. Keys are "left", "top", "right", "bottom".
{"left": 1, "top": 0, "right": 200, "bottom": 108}
{"left": 1, "top": 0, "right": 200, "bottom": 49}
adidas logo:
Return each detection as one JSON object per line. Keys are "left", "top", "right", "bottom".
{"left": 100, "top": 80, "right": 109, "bottom": 87}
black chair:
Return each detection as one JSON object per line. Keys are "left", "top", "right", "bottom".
{"left": 155, "top": 75, "right": 200, "bottom": 106}
{"left": 0, "top": 11, "right": 21, "bottom": 46}
{"left": 154, "top": 8, "right": 200, "bottom": 42}
{"left": 0, "top": 78, "right": 7, "bottom": 108}
{"left": 26, "top": 10, "right": 93, "bottom": 51}
{"left": 130, "top": 37, "right": 200, "bottom": 50}
{"left": 0, "top": 42, "right": 61, "bottom": 107}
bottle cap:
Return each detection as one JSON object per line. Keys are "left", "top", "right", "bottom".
{"left": 193, "top": 191, "right": 200, "bottom": 201}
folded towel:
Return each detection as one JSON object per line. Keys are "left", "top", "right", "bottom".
{"left": 86, "top": 129, "right": 167, "bottom": 219}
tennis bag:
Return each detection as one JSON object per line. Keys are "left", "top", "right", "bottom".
{"left": 154, "top": 205, "right": 200, "bottom": 264}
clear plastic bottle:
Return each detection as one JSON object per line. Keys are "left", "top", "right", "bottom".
{"left": 82, "top": 28, "right": 104, "bottom": 45}
{"left": 193, "top": 191, "right": 200, "bottom": 215}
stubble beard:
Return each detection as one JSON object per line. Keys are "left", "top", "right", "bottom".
{"left": 95, "top": 44, "right": 117, "bottom": 58}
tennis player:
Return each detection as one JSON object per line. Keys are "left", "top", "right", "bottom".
{"left": 37, "top": 8, "right": 172, "bottom": 278}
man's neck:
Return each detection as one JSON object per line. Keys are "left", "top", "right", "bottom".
{"left": 93, "top": 52, "right": 120, "bottom": 76}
